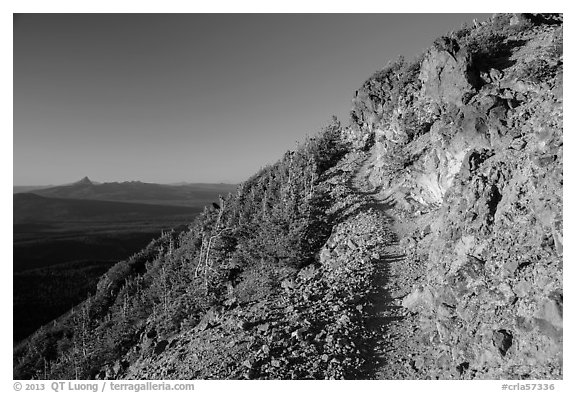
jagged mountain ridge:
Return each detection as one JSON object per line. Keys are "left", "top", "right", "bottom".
{"left": 14, "top": 13, "right": 562, "bottom": 380}
{"left": 29, "top": 179, "right": 237, "bottom": 208}
{"left": 74, "top": 176, "right": 95, "bottom": 186}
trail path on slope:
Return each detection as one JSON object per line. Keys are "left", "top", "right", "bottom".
{"left": 348, "top": 156, "right": 425, "bottom": 379}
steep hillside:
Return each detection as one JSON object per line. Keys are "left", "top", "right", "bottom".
{"left": 13, "top": 194, "right": 202, "bottom": 341}
{"left": 346, "top": 13, "right": 563, "bottom": 379}
{"left": 14, "top": 13, "right": 562, "bottom": 380}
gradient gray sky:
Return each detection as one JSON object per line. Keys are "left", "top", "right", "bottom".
{"left": 14, "top": 13, "right": 489, "bottom": 185}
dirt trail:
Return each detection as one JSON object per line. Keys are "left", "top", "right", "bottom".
{"left": 349, "top": 157, "right": 424, "bottom": 379}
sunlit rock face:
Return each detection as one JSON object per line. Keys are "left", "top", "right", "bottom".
{"left": 347, "top": 13, "right": 563, "bottom": 379}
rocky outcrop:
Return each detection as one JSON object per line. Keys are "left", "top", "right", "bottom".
{"left": 420, "top": 37, "right": 478, "bottom": 106}
{"left": 347, "top": 13, "right": 563, "bottom": 379}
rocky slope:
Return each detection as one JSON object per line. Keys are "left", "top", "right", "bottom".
{"left": 14, "top": 13, "right": 562, "bottom": 380}
{"left": 112, "top": 152, "right": 392, "bottom": 379}
{"left": 346, "top": 13, "right": 563, "bottom": 379}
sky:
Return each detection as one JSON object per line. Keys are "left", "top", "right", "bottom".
{"left": 14, "top": 13, "right": 490, "bottom": 185}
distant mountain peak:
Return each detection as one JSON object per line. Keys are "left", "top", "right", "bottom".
{"left": 75, "top": 176, "right": 93, "bottom": 186}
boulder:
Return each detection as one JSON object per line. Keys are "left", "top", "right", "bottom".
{"left": 493, "top": 329, "right": 513, "bottom": 357}
{"left": 536, "top": 295, "right": 562, "bottom": 330}
{"left": 419, "top": 45, "right": 476, "bottom": 106}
